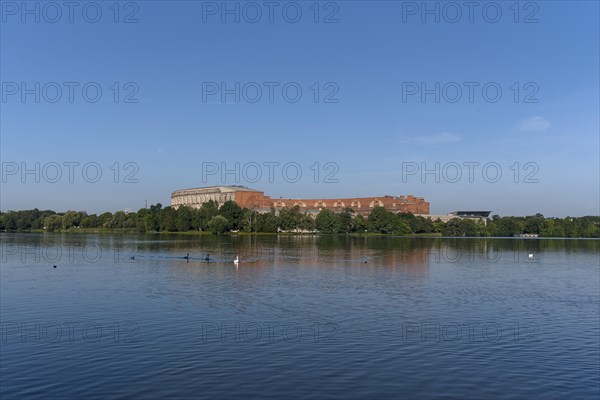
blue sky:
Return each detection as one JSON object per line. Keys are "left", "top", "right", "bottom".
{"left": 1, "top": 0, "right": 598, "bottom": 216}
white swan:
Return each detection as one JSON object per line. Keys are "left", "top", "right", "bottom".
{"left": 234, "top": 256, "right": 239, "bottom": 265}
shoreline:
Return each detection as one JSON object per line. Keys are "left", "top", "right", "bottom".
{"left": 3, "top": 229, "right": 599, "bottom": 240}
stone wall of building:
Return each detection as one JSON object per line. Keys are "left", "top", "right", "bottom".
{"left": 270, "top": 194, "right": 429, "bottom": 215}
{"left": 416, "top": 214, "right": 488, "bottom": 225}
{"left": 234, "top": 191, "right": 272, "bottom": 209}
{"left": 171, "top": 186, "right": 429, "bottom": 215}
{"left": 171, "top": 186, "right": 261, "bottom": 208}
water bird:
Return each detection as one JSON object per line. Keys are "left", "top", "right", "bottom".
{"left": 204, "top": 254, "right": 210, "bottom": 262}
{"left": 234, "top": 256, "right": 239, "bottom": 265}
{"left": 53, "top": 265, "right": 56, "bottom": 268}
{"left": 528, "top": 253, "right": 534, "bottom": 259}
{"left": 184, "top": 253, "right": 190, "bottom": 260}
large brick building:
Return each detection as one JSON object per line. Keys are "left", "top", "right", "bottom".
{"left": 171, "top": 186, "right": 429, "bottom": 215}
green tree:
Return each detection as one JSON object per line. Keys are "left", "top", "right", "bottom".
{"left": 80, "top": 214, "right": 100, "bottom": 228}
{"left": 241, "top": 208, "right": 258, "bottom": 232}
{"left": 159, "top": 207, "right": 178, "bottom": 231}
{"left": 582, "top": 220, "right": 600, "bottom": 238}
{"left": 99, "top": 212, "right": 113, "bottom": 226}
{"left": 208, "top": 215, "right": 229, "bottom": 234}
{"left": 218, "top": 201, "right": 244, "bottom": 230}
{"left": 315, "top": 209, "right": 342, "bottom": 233}
{"left": 175, "top": 206, "right": 193, "bottom": 232}
{"left": 540, "top": 219, "right": 565, "bottom": 237}
{"left": 2, "top": 214, "right": 17, "bottom": 230}
{"left": 44, "top": 215, "right": 63, "bottom": 232}
{"left": 368, "top": 207, "right": 409, "bottom": 234}
{"left": 104, "top": 211, "right": 129, "bottom": 229}
{"left": 493, "top": 217, "right": 524, "bottom": 236}
{"left": 299, "top": 212, "right": 316, "bottom": 231}
{"left": 523, "top": 214, "right": 544, "bottom": 234}
{"left": 442, "top": 218, "right": 481, "bottom": 237}
{"left": 338, "top": 209, "right": 355, "bottom": 233}
{"left": 278, "top": 206, "right": 303, "bottom": 231}
{"left": 62, "top": 211, "right": 85, "bottom": 229}
{"left": 199, "top": 200, "right": 219, "bottom": 230}
{"left": 390, "top": 218, "right": 412, "bottom": 235}
{"left": 141, "top": 207, "right": 159, "bottom": 231}
{"left": 256, "top": 210, "right": 278, "bottom": 233}
{"left": 353, "top": 214, "right": 368, "bottom": 232}
{"left": 123, "top": 216, "right": 137, "bottom": 229}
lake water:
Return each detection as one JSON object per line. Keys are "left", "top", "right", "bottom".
{"left": 1, "top": 233, "right": 598, "bottom": 399}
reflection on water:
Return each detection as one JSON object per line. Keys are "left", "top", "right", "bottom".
{"left": 1, "top": 233, "right": 599, "bottom": 399}
{"left": 6, "top": 232, "right": 598, "bottom": 266}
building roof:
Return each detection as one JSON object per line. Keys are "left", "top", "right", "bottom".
{"left": 172, "top": 185, "right": 262, "bottom": 195}
{"left": 448, "top": 211, "right": 492, "bottom": 218}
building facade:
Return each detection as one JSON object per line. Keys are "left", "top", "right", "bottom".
{"left": 171, "top": 186, "right": 430, "bottom": 215}
{"left": 417, "top": 211, "right": 491, "bottom": 225}
{"left": 171, "top": 186, "right": 267, "bottom": 208}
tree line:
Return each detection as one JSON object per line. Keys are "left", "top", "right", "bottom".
{"left": 1, "top": 202, "right": 599, "bottom": 238}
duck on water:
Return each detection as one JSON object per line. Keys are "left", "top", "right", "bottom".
{"left": 182, "top": 253, "right": 239, "bottom": 265}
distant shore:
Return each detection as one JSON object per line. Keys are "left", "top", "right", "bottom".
{"left": 1, "top": 205, "right": 599, "bottom": 238}
{"left": 4, "top": 229, "right": 600, "bottom": 240}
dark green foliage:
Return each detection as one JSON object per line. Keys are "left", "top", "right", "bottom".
{"left": 1, "top": 206, "right": 598, "bottom": 237}
{"left": 278, "top": 206, "right": 304, "bottom": 231}
{"left": 158, "top": 207, "right": 177, "bottom": 232}
{"left": 367, "top": 207, "right": 411, "bottom": 235}
{"left": 441, "top": 218, "right": 482, "bottom": 237}
{"left": 315, "top": 209, "right": 342, "bottom": 234}
{"left": 338, "top": 209, "right": 354, "bottom": 233}
{"left": 255, "top": 210, "right": 278, "bottom": 233}
{"left": 175, "top": 206, "right": 193, "bottom": 232}
{"left": 218, "top": 201, "right": 243, "bottom": 230}
{"left": 353, "top": 214, "right": 368, "bottom": 232}
{"left": 207, "top": 215, "right": 229, "bottom": 234}
{"left": 43, "top": 215, "right": 63, "bottom": 232}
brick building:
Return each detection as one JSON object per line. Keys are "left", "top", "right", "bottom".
{"left": 171, "top": 186, "right": 429, "bottom": 215}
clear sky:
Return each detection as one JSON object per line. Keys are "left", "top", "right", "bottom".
{"left": 1, "top": 0, "right": 598, "bottom": 217}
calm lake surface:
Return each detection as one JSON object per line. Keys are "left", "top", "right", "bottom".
{"left": 1, "top": 233, "right": 598, "bottom": 399}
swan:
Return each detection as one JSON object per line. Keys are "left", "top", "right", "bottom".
{"left": 234, "top": 256, "right": 239, "bottom": 265}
